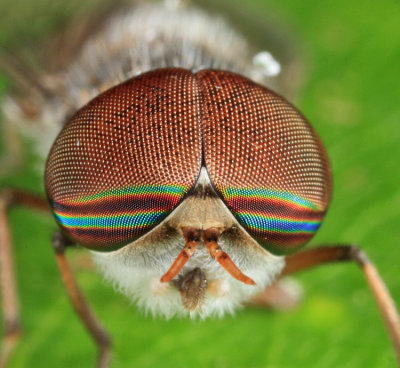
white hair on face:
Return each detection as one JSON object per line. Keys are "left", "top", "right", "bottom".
{"left": 92, "top": 245, "right": 284, "bottom": 319}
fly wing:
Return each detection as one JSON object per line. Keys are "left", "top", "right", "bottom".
{"left": 198, "top": 70, "right": 332, "bottom": 254}
{"left": 45, "top": 68, "right": 202, "bottom": 250}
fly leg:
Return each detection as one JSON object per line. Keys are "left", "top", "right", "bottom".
{"left": 249, "top": 279, "right": 302, "bottom": 310}
{"left": 281, "top": 245, "right": 400, "bottom": 365}
{"left": 0, "top": 188, "right": 111, "bottom": 368}
{"left": 52, "top": 232, "right": 111, "bottom": 368}
{"left": 0, "top": 188, "right": 48, "bottom": 368}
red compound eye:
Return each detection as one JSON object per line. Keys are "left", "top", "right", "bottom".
{"left": 198, "top": 70, "right": 332, "bottom": 255}
{"left": 45, "top": 69, "right": 202, "bottom": 250}
{"left": 45, "top": 68, "right": 331, "bottom": 255}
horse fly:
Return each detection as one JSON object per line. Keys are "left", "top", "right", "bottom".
{"left": 1, "top": 2, "right": 399, "bottom": 368}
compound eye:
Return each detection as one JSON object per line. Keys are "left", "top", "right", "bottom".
{"left": 199, "top": 70, "right": 332, "bottom": 255}
{"left": 45, "top": 69, "right": 202, "bottom": 251}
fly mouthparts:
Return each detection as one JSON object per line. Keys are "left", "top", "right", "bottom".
{"left": 160, "top": 226, "right": 256, "bottom": 285}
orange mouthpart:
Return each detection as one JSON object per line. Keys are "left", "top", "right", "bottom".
{"left": 160, "top": 227, "right": 256, "bottom": 285}
{"left": 160, "top": 227, "right": 200, "bottom": 283}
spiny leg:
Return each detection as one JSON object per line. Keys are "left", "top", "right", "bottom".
{"left": 160, "top": 227, "right": 200, "bottom": 283}
{"left": 52, "top": 232, "right": 111, "bottom": 368}
{"left": 281, "top": 245, "right": 400, "bottom": 365}
{"left": 203, "top": 227, "right": 255, "bottom": 285}
{"left": 0, "top": 188, "right": 48, "bottom": 368}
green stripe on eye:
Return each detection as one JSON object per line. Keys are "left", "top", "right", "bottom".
{"left": 54, "top": 210, "right": 165, "bottom": 229}
{"left": 237, "top": 212, "right": 321, "bottom": 233}
{"left": 70, "top": 184, "right": 187, "bottom": 204}
{"left": 220, "top": 186, "right": 321, "bottom": 210}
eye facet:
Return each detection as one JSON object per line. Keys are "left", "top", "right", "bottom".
{"left": 45, "top": 69, "right": 202, "bottom": 250}
{"left": 198, "top": 70, "right": 332, "bottom": 255}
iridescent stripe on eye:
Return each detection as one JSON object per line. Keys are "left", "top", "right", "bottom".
{"left": 236, "top": 212, "right": 321, "bottom": 233}
{"left": 219, "top": 186, "right": 325, "bottom": 253}
{"left": 53, "top": 209, "right": 165, "bottom": 230}
{"left": 50, "top": 183, "right": 187, "bottom": 248}
{"left": 70, "top": 184, "right": 187, "bottom": 204}
{"left": 221, "top": 187, "right": 320, "bottom": 211}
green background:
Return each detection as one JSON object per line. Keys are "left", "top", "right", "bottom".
{"left": 1, "top": 0, "right": 399, "bottom": 367}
